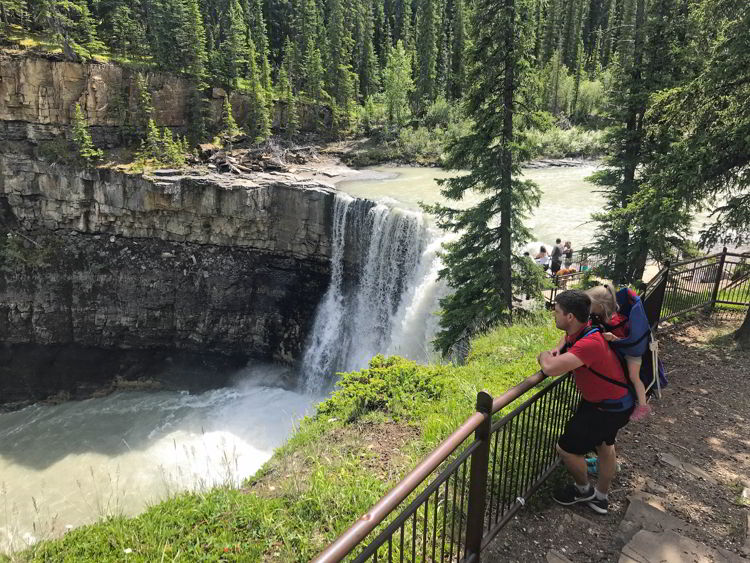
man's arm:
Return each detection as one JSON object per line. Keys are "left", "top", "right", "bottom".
{"left": 537, "top": 350, "right": 584, "bottom": 377}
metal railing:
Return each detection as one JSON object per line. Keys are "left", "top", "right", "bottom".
{"left": 315, "top": 248, "right": 750, "bottom": 563}
{"left": 313, "top": 372, "right": 580, "bottom": 563}
{"left": 657, "top": 248, "right": 750, "bottom": 323}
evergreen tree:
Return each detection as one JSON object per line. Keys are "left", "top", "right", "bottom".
{"left": 357, "top": 0, "right": 380, "bottom": 100}
{"left": 415, "top": 0, "right": 438, "bottom": 109}
{"left": 247, "top": 0, "right": 272, "bottom": 92}
{"left": 33, "top": 0, "right": 102, "bottom": 60}
{"left": 602, "top": 0, "right": 617, "bottom": 65}
{"left": 425, "top": 0, "right": 546, "bottom": 355}
{"left": 220, "top": 97, "right": 241, "bottom": 139}
{"left": 245, "top": 38, "right": 272, "bottom": 142}
{"left": 587, "top": 0, "right": 648, "bottom": 283}
{"left": 277, "top": 66, "right": 299, "bottom": 138}
{"left": 72, "top": 104, "right": 103, "bottom": 164}
{"left": 327, "top": 0, "right": 357, "bottom": 131}
{"left": 104, "top": 1, "right": 147, "bottom": 58}
{"left": 219, "top": 0, "right": 249, "bottom": 88}
{"left": 542, "top": 0, "right": 562, "bottom": 63}
{"left": 448, "top": 0, "right": 466, "bottom": 99}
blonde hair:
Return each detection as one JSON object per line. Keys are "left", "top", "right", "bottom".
{"left": 586, "top": 283, "right": 618, "bottom": 319}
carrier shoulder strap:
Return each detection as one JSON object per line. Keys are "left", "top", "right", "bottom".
{"left": 563, "top": 325, "right": 632, "bottom": 391}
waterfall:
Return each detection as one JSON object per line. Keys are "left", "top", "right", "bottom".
{"left": 302, "top": 194, "right": 448, "bottom": 393}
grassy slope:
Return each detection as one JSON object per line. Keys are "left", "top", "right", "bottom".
{"left": 9, "top": 319, "right": 559, "bottom": 562}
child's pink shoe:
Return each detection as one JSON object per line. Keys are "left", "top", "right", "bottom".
{"left": 630, "top": 404, "right": 652, "bottom": 421}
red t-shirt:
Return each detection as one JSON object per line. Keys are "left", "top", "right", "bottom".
{"left": 608, "top": 312, "right": 629, "bottom": 338}
{"left": 566, "top": 325, "right": 628, "bottom": 403}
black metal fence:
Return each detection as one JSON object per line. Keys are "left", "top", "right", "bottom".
{"left": 658, "top": 249, "right": 750, "bottom": 323}
{"left": 314, "top": 373, "right": 580, "bottom": 563}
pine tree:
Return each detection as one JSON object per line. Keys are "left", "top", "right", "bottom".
{"left": 247, "top": 0, "right": 272, "bottom": 92}
{"left": 72, "top": 104, "right": 103, "bottom": 164}
{"left": 219, "top": 0, "right": 249, "bottom": 89}
{"left": 357, "top": 0, "right": 380, "bottom": 99}
{"left": 542, "top": 0, "right": 562, "bottom": 63}
{"left": 602, "top": 0, "right": 617, "bottom": 65}
{"left": 245, "top": 38, "right": 272, "bottom": 142}
{"left": 415, "top": 0, "right": 438, "bottom": 109}
{"left": 33, "top": 0, "right": 102, "bottom": 61}
{"left": 183, "top": 0, "right": 208, "bottom": 83}
{"left": 327, "top": 0, "right": 357, "bottom": 132}
{"left": 448, "top": 0, "right": 466, "bottom": 99}
{"left": 277, "top": 66, "right": 299, "bottom": 138}
{"left": 587, "top": 0, "right": 648, "bottom": 283}
{"left": 220, "top": 97, "right": 241, "bottom": 139}
{"left": 425, "top": 0, "right": 546, "bottom": 355}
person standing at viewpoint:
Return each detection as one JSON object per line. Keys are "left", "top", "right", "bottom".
{"left": 536, "top": 290, "right": 634, "bottom": 515}
{"left": 550, "top": 238, "right": 563, "bottom": 276}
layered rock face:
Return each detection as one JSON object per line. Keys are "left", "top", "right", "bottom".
{"left": 0, "top": 155, "right": 337, "bottom": 405}
{"left": 0, "top": 53, "right": 340, "bottom": 406}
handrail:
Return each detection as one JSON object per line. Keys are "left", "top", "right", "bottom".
{"left": 312, "top": 370, "right": 548, "bottom": 563}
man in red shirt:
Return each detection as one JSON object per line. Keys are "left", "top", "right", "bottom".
{"left": 537, "top": 290, "right": 634, "bottom": 514}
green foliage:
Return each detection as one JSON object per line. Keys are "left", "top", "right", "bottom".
{"left": 526, "top": 126, "right": 607, "bottom": 158}
{"left": 71, "top": 104, "right": 103, "bottom": 164}
{"left": 317, "top": 356, "right": 447, "bottom": 423}
{"left": 383, "top": 40, "right": 414, "bottom": 129}
{"left": 220, "top": 98, "right": 241, "bottom": 141}
{"left": 135, "top": 119, "right": 188, "bottom": 168}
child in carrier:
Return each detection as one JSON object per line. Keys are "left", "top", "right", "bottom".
{"left": 586, "top": 284, "right": 652, "bottom": 421}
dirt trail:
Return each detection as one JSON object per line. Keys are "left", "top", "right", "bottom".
{"left": 485, "top": 318, "right": 750, "bottom": 562}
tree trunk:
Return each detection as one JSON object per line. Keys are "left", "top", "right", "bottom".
{"left": 736, "top": 307, "right": 750, "bottom": 349}
{"left": 500, "top": 0, "right": 515, "bottom": 315}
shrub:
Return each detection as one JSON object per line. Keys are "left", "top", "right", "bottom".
{"left": 316, "top": 355, "right": 447, "bottom": 423}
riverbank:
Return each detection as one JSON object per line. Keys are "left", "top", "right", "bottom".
{"left": 6, "top": 315, "right": 560, "bottom": 561}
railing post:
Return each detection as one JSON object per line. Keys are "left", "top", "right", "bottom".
{"left": 710, "top": 247, "right": 728, "bottom": 311}
{"left": 463, "top": 391, "right": 493, "bottom": 562}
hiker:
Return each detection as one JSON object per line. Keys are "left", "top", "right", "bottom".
{"left": 563, "top": 241, "right": 573, "bottom": 269}
{"left": 551, "top": 239, "right": 563, "bottom": 276}
{"left": 537, "top": 290, "right": 634, "bottom": 514}
{"left": 535, "top": 246, "right": 550, "bottom": 271}
{"left": 587, "top": 284, "right": 652, "bottom": 421}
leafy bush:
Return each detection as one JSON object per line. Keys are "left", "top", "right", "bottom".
{"left": 526, "top": 126, "right": 607, "bottom": 159}
{"left": 316, "top": 355, "right": 447, "bottom": 423}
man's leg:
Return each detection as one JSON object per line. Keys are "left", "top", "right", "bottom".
{"left": 556, "top": 443, "right": 589, "bottom": 486}
{"left": 594, "top": 442, "right": 616, "bottom": 493}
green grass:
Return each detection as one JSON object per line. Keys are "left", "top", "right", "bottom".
{"left": 7, "top": 314, "right": 561, "bottom": 562}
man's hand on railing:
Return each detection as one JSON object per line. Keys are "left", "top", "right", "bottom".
{"left": 537, "top": 349, "right": 584, "bottom": 377}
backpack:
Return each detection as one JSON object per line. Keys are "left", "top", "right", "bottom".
{"left": 604, "top": 288, "right": 668, "bottom": 396}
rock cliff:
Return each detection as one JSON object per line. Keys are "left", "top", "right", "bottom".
{"left": 0, "top": 54, "right": 341, "bottom": 406}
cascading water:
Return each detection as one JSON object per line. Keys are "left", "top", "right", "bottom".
{"left": 302, "top": 194, "right": 449, "bottom": 393}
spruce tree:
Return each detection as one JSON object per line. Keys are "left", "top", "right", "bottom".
{"left": 327, "top": 0, "right": 357, "bottom": 132}
{"left": 449, "top": 0, "right": 466, "bottom": 99}
{"left": 587, "top": 0, "right": 648, "bottom": 283}
{"left": 72, "top": 104, "right": 103, "bottom": 164}
{"left": 219, "top": 0, "right": 249, "bottom": 89}
{"left": 245, "top": 38, "right": 272, "bottom": 142}
{"left": 425, "top": 0, "right": 546, "bottom": 355}
{"left": 247, "top": 0, "right": 272, "bottom": 92}
{"left": 277, "top": 66, "right": 299, "bottom": 138}
{"left": 415, "top": 0, "right": 438, "bottom": 109}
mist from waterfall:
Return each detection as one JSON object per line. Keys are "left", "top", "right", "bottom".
{"left": 302, "top": 194, "right": 449, "bottom": 393}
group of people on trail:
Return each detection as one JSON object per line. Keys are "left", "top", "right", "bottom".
{"left": 537, "top": 285, "right": 652, "bottom": 515}
{"left": 532, "top": 239, "right": 573, "bottom": 276}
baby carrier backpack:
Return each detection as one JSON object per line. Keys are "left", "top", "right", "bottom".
{"left": 609, "top": 288, "right": 667, "bottom": 397}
